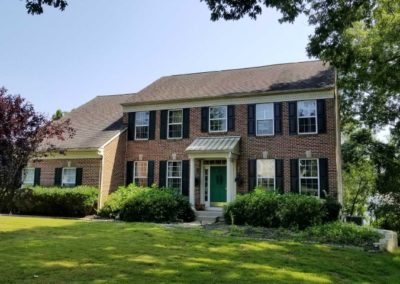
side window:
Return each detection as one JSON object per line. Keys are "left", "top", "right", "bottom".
{"left": 298, "top": 100, "right": 317, "bottom": 134}
{"left": 168, "top": 110, "right": 183, "bottom": 139}
{"left": 209, "top": 106, "right": 227, "bottom": 132}
{"left": 299, "top": 159, "right": 319, "bottom": 196}
{"left": 62, "top": 168, "right": 76, "bottom": 187}
{"left": 135, "top": 111, "right": 149, "bottom": 140}
{"left": 256, "top": 159, "right": 275, "bottom": 190}
{"left": 133, "top": 161, "right": 148, "bottom": 187}
{"left": 167, "top": 161, "right": 182, "bottom": 191}
{"left": 256, "top": 103, "right": 274, "bottom": 135}
{"left": 22, "top": 168, "right": 35, "bottom": 186}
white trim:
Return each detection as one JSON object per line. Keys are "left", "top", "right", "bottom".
{"left": 167, "top": 109, "right": 183, "bottom": 139}
{"left": 98, "top": 129, "right": 128, "bottom": 150}
{"left": 209, "top": 106, "right": 228, "bottom": 133}
{"left": 298, "top": 158, "right": 320, "bottom": 197}
{"left": 134, "top": 111, "right": 150, "bottom": 141}
{"left": 255, "top": 103, "right": 275, "bottom": 136}
{"left": 297, "top": 100, "right": 318, "bottom": 135}
{"left": 166, "top": 160, "right": 183, "bottom": 193}
{"left": 37, "top": 150, "right": 101, "bottom": 160}
{"left": 123, "top": 90, "right": 335, "bottom": 112}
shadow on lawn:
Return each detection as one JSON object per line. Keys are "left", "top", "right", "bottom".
{"left": 0, "top": 218, "right": 399, "bottom": 283}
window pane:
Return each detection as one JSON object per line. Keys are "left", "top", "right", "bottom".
{"left": 256, "top": 104, "right": 273, "bottom": 120}
{"left": 300, "top": 179, "right": 319, "bottom": 196}
{"left": 169, "top": 110, "right": 183, "bottom": 124}
{"left": 299, "top": 160, "right": 318, "bottom": 178}
{"left": 135, "top": 126, "right": 149, "bottom": 139}
{"left": 134, "top": 161, "right": 148, "bottom": 178}
{"left": 167, "top": 178, "right": 181, "bottom": 190}
{"left": 257, "top": 178, "right": 275, "bottom": 190}
{"left": 168, "top": 124, "right": 182, "bottom": 138}
{"left": 63, "top": 168, "right": 76, "bottom": 185}
{"left": 23, "top": 168, "right": 35, "bottom": 185}
{"left": 135, "top": 112, "right": 149, "bottom": 126}
{"left": 209, "top": 106, "right": 227, "bottom": 119}
{"left": 167, "top": 161, "right": 182, "bottom": 178}
{"left": 210, "top": 119, "right": 226, "bottom": 131}
{"left": 257, "top": 120, "right": 273, "bottom": 135}
{"left": 257, "top": 159, "right": 275, "bottom": 178}
{"left": 298, "top": 101, "right": 316, "bottom": 117}
{"left": 299, "top": 117, "right": 316, "bottom": 133}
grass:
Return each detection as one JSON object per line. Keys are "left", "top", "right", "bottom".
{"left": 0, "top": 216, "right": 399, "bottom": 283}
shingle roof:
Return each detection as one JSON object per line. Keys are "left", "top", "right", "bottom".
{"left": 47, "top": 94, "right": 133, "bottom": 150}
{"left": 124, "top": 60, "right": 334, "bottom": 105}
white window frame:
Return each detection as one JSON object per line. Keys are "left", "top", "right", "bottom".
{"left": 256, "top": 159, "right": 276, "bottom": 190}
{"left": 297, "top": 100, "right": 318, "bottom": 135}
{"left": 166, "top": 160, "right": 182, "bottom": 192}
{"left": 256, "top": 103, "right": 275, "bottom": 136}
{"left": 167, "top": 109, "right": 183, "bottom": 139}
{"left": 22, "top": 167, "right": 35, "bottom": 186}
{"left": 209, "top": 106, "right": 228, "bottom": 133}
{"left": 133, "top": 161, "right": 148, "bottom": 186}
{"left": 298, "top": 159, "right": 320, "bottom": 197}
{"left": 134, "top": 111, "right": 150, "bottom": 140}
{"left": 62, "top": 167, "right": 77, "bottom": 187}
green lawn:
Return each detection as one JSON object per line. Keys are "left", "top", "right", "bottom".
{"left": 0, "top": 216, "right": 399, "bottom": 283}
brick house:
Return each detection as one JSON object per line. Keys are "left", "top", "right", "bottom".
{"left": 24, "top": 60, "right": 342, "bottom": 209}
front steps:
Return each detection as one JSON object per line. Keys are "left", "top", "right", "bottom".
{"left": 195, "top": 210, "right": 224, "bottom": 224}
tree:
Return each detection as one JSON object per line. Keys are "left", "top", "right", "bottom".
{"left": 0, "top": 87, "right": 74, "bottom": 211}
{"left": 25, "top": 0, "right": 68, "bottom": 15}
{"left": 52, "top": 109, "right": 63, "bottom": 120}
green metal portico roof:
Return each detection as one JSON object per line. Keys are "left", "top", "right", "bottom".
{"left": 185, "top": 136, "right": 240, "bottom": 154}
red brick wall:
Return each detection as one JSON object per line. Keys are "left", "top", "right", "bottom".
{"left": 125, "top": 98, "right": 339, "bottom": 200}
{"left": 29, "top": 158, "right": 101, "bottom": 187}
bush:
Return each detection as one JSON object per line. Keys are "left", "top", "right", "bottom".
{"left": 12, "top": 186, "right": 98, "bottom": 217}
{"left": 322, "top": 197, "right": 342, "bottom": 222}
{"left": 302, "top": 222, "right": 382, "bottom": 247}
{"left": 99, "top": 185, "right": 195, "bottom": 223}
{"left": 224, "top": 189, "right": 340, "bottom": 230}
{"left": 372, "top": 201, "right": 400, "bottom": 241}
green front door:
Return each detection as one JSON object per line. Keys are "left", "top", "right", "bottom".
{"left": 210, "top": 166, "right": 227, "bottom": 206}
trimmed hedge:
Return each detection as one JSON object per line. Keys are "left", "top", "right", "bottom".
{"left": 99, "top": 185, "right": 195, "bottom": 223}
{"left": 12, "top": 186, "right": 98, "bottom": 217}
{"left": 224, "top": 189, "right": 341, "bottom": 229}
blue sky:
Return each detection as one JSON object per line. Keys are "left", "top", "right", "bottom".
{"left": 0, "top": 0, "right": 313, "bottom": 116}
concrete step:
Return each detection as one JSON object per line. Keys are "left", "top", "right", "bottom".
{"left": 195, "top": 210, "right": 224, "bottom": 224}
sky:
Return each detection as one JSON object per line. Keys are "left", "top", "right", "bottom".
{"left": 0, "top": 0, "right": 314, "bottom": 117}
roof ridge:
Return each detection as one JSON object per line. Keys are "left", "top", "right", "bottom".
{"left": 163, "top": 60, "right": 325, "bottom": 78}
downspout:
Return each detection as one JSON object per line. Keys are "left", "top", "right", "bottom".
{"left": 97, "top": 147, "right": 105, "bottom": 209}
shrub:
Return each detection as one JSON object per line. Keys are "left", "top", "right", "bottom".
{"left": 302, "top": 222, "right": 382, "bottom": 247}
{"left": 372, "top": 200, "right": 400, "bottom": 241}
{"left": 12, "top": 186, "right": 98, "bottom": 217}
{"left": 224, "top": 190, "right": 339, "bottom": 229}
{"left": 322, "top": 197, "right": 342, "bottom": 222}
{"left": 119, "top": 188, "right": 195, "bottom": 223}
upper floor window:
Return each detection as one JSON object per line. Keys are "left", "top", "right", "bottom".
{"left": 256, "top": 103, "right": 274, "bottom": 135}
{"left": 299, "top": 159, "right": 319, "bottom": 196}
{"left": 257, "top": 159, "right": 275, "bottom": 190}
{"left": 134, "top": 161, "right": 148, "bottom": 187}
{"left": 135, "top": 111, "right": 149, "bottom": 140}
{"left": 168, "top": 110, "right": 183, "bottom": 139}
{"left": 167, "top": 161, "right": 182, "bottom": 191}
{"left": 298, "top": 100, "right": 317, "bottom": 134}
{"left": 62, "top": 168, "right": 76, "bottom": 187}
{"left": 209, "top": 106, "right": 227, "bottom": 132}
{"left": 22, "top": 168, "right": 35, "bottom": 186}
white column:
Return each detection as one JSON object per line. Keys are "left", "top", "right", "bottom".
{"left": 189, "top": 158, "right": 195, "bottom": 206}
{"left": 226, "top": 158, "right": 234, "bottom": 202}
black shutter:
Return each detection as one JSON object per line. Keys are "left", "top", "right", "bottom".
{"left": 147, "top": 160, "right": 155, "bottom": 187}
{"left": 54, "top": 168, "right": 62, "bottom": 186}
{"left": 126, "top": 161, "right": 133, "bottom": 186}
{"left": 183, "top": 109, "right": 190, "bottom": 138}
{"left": 149, "top": 111, "right": 156, "bottom": 140}
{"left": 201, "top": 107, "right": 209, "bottom": 133}
{"left": 75, "top": 168, "right": 83, "bottom": 186}
{"left": 288, "top": 102, "right": 297, "bottom": 135}
{"left": 274, "top": 102, "right": 282, "bottom": 135}
{"left": 317, "top": 99, "right": 327, "bottom": 134}
{"left": 319, "top": 158, "right": 329, "bottom": 198}
{"left": 128, "top": 112, "right": 135, "bottom": 141}
{"left": 228, "top": 105, "right": 235, "bottom": 131}
{"left": 160, "top": 110, "right": 168, "bottom": 139}
{"left": 275, "top": 159, "right": 284, "bottom": 193}
{"left": 290, "top": 159, "right": 299, "bottom": 193}
{"left": 159, "top": 161, "right": 167, "bottom": 187}
{"left": 248, "top": 159, "right": 257, "bottom": 191}
{"left": 181, "top": 160, "right": 190, "bottom": 196}
{"left": 247, "top": 104, "right": 256, "bottom": 136}
{"left": 33, "top": 168, "right": 41, "bottom": 186}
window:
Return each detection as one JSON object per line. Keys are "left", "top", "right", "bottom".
{"left": 62, "top": 168, "right": 76, "bottom": 187}
{"left": 135, "top": 111, "right": 149, "bottom": 140}
{"left": 209, "top": 106, "right": 227, "bottom": 132}
{"left": 134, "top": 161, "right": 148, "bottom": 186}
{"left": 168, "top": 110, "right": 183, "bottom": 139}
{"left": 257, "top": 159, "right": 275, "bottom": 190}
{"left": 256, "top": 103, "right": 274, "bottom": 135}
{"left": 167, "top": 161, "right": 182, "bottom": 191}
{"left": 22, "top": 168, "right": 35, "bottom": 186}
{"left": 298, "top": 100, "right": 317, "bottom": 134}
{"left": 299, "top": 159, "right": 319, "bottom": 196}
